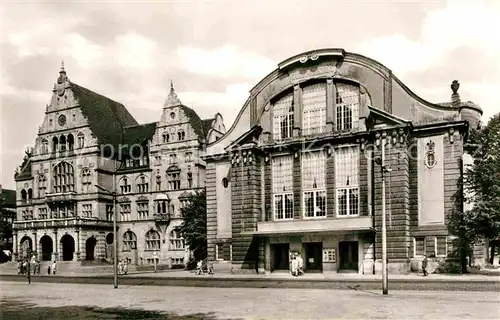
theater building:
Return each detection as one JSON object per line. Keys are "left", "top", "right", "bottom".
{"left": 12, "top": 65, "right": 225, "bottom": 268}
{"left": 203, "top": 48, "right": 483, "bottom": 274}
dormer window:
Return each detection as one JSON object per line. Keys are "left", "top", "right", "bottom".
{"left": 178, "top": 130, "right": 185, "bottom": 141}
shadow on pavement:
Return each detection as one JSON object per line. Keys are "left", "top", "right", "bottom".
{"left": 1, "top": 299, "right": 242, "bottom": 320}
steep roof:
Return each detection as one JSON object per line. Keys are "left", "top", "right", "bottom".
{"left": 122, "top": 122, "right": 157, "bottom": 146}
{"left": 71, "top": 82, "right": 138, "bottom": 148}
{"left": 202, "top": 118, "right": 215, "bottom": 138}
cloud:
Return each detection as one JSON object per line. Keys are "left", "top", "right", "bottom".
{"left": 177, "top": 45, "right": 275, "bottom": 79}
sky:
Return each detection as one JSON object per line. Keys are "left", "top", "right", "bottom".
{"left": 1, "top": 0, "right": 499, "bottom": 190}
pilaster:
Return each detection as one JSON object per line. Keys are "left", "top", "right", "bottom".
{"left": 326, "top": 79, "right": 334, "bottom": 132}
{"left": 293, "top": 85, "right": 302, "bottom": 137}
{"left": 293, "top": 152, "right": 302, "bottom": 219}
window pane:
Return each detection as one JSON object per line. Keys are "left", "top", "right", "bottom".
{"left": 304, "top": 192, "right": 314, "bottom": 217}
{"left": 273, "top": 93, "right": 294, "bottom": 140}
{"left": 302, "top": 151, "right": 325, "bottom": 190}
{"left": 272, "top": 155, "right": 293, "bottom": 193}
{"left": 436, "top": 236, "right": 447, "bottom": 256}
{"left": 336, "top": 83, "right": 359, "bottom": 131}
{"left": 274, "top": 194, "right": 284, "bottom": 220}
{"left": 335, "top": 146, "right": 359, "bottom": 187}
{"left": 315, "top": 191, "right": 326, "bottom": 217}
{"left": 337, "top": 189, "right": 347, "bottom": 216}
{"left": 302, "top": 83, "right": 326, "bottom": 135}
{"left": 349, "top": 188, "right": 359, "bottom": 216}
{"left": 284, "top": 194, "right": 294, "bottom": 219}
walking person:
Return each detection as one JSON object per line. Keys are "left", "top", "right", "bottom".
{"left": 422, "top": 254, "right": 428, "bottom": 276}
{"left": 296, "top": 253, "right": 304, "bottom": 276}
{"left": 291, "top": 255, "right": 299, "bottom": 277}
{"left": 52, "top": 261, "right": 57, "bottom": 275}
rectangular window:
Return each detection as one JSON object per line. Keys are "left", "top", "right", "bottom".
{"left": 22, "top": 210, "right": 33, "bottom": 221}
{"left": 273, "top": 93, "right": 294, "bottom": 140}
{"left": 435, "top": 236, "right": 447, "bottom": 257}
{"left": 168, "top": 172, "right": 181, "bottom": 190}
{"left": 106, "top": 205, "right": 114, "bottom": 221}
{"left": 120, "top": 203, "right": 131, "bottom": 221}
{"left": 302, "top": 151, "right": 326, "bottom": 218}
{"left": 302, "top": 83, "right": 326, "bottom": 136}
{"left": 216, "top": 243, "right": 224, "bottom": 261}
{"left": 136, "top": 177, "right": 149, "bottom": 193}
{"left": 272, "top": 155, "right": 294, "bottom": 220}
{"left": 38, "top": 208, "right": 48, "bottom": 219}
{"left": 414, "top": 237, "right": 426, "bottom": 257}
{"left": 82, "top": 204, "right": 92, "bottom": 218}
{"left": 137, "top": 202, "right": 149, "bottom": 220}
{"left": 335, "top": 83, "right": 360, "bottom": 131}
{"left": 335, "top": 146, "right": 359, "bottom": 216}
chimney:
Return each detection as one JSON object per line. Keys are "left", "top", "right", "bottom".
{"left": 450, "top": 80, "right": 461, "bottom": 107}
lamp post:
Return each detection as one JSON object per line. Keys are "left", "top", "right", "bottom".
{"left": 375, "top": 134, "right": 391, "bottom": 295}
{"left": 95, "top": 183, "right": 118, "bottom": 289}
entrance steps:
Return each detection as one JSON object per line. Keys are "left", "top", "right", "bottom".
{"left": 0, "top": 260, "right": 114, "bottom": 275}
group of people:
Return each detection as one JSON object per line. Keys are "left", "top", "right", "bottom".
{"left": 290, "top": 252, "right": 304, "bottom": 277}
{"left": 195, "top": 260, "right": 214, "bottom": 275}
{"left": 18, "top": 257, "right": 57, "bottom": 275}
{"left": 118, "top": 259, "right": 129, "bottom": 275}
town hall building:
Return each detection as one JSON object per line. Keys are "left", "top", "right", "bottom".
{"left": 13, "top": 64, "right": 225, "bottom": 268}
{"left": 203, "top": 48, "right": 484, "bottom": 274}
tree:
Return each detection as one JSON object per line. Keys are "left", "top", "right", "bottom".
{"left": 179, "top": 190, "right": 207, "bottom": 262}
{"left": 0, "top": 195, "right": 13, "bottom": 251}
{"left": 465, "top": 113, "right": 500, "bottom": 264}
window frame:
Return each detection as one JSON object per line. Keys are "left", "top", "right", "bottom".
{"left": 301, "top": 83, "right": 327, "bottom": 136}
{"left": 435, "top": 236, "right": 448, "bottom": 257}
{"left": 413, "top": 237, "right": 426, "bottom": 257}
{"left": 271, "top": 155, "right": 294, "bottom": 221}
{"left": 216, "top": 243, "right": 224, "bottom": 261}
{"left": 272, "top": 92, "right": 294, "bottom": 141}
{"left": 301, "top": 150, "right": 327, "bottom": 219}
{"left": 334, "top": 145, "right": 360, "bottom": 218}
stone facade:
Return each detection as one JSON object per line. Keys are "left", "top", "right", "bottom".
{"left": 13, "top": 66, "right": 226, "bottom": 268}
{"left": 204, "top": 48, "right": 484, "bottom": 275}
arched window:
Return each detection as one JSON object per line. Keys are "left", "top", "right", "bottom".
{"left": 77, "top": 132, "right": 85, "bottom": 148}
{"left": 81, "top": 168, "right": 92, "bottom": 193}
{"left": 156, "top": 201, "right": 167, "bottom": 214}
{"left": 163, "top": 133, "right": 170, "bottom": 143}
{"left": 335, "top": 83, "right": 360, "bottom": 131}
{"left": 302, "top": 83, "right": 327, "bottom": 135}
{"left": 21, "top": 189, "right": 27, "bottom": 204}
{"left": 170, "top": 228, "right": 185, "bottom": 250}
{"left": 178, "top": 130, "right": 185, "bottom": 141}
{"left": 122, "top": 231, "right": 137, "bottom": 251}
{"left": 273, "top": 92, "right": 294, "bottom": 140}
{"left": 145, "top": 230, "right": 160, "bottom": 251}
{"left": 38, "top": 175, "right": 47, "bottom": 197}
{"left": 67, "top": 133, "right": 74, "bottom": 150}
{"left": 52, "top": 136, "right": 59, "bottom": 152}
{"left": 27, "top": 188, "right": 33, "bottom": 203}
{"left": 120, "top": 177, "right": 131, "bottom": 194}
{"left": 53, "top": 161, "right": 75, "bottom": 193}
{"left": 59, "top": 135, "right": 67, "bottom": 151}
{"left": 136, "top": 175, "right": 149, "bottom": 193}
{"left": 41, "top": 139, "right": 48, "bottom": 154}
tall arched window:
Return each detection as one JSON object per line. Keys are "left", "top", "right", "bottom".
{"left": 178, "top": 130, "right": 185, "bottom": 141}
{"left": 120, "top": 177, "right": 131, "bottom": 194}
{"left": 335, "top": 83, "right": 360, "bottom": 131}
{"left": 53, "top": 161, "right": 75, "bottom": 193}
{"left": 41, "top": 139, "right": 48, "bottom": 154}
{"left": 38, "top": 175, "right": 47, "bottom": 197}
{"left": 145, "top": 230, "right": 160, "bottom": 251}
{"left": 77, "top": 132, "right": 85, "bottom": 148}
{"left": 122, "top": 231, "right": 137, "bottom": 251}
{"left": 136, "top": 175, "right": 149, "bottom": 193}
{"left": 170, "top": 228, "right": 185, "bottom": 250}
{"left": 59, "top": 135, "right": 67, "bottom": 151}
{"left": 27, "top": 188, "right": 33, "bottom": 203}
{"left": 52, "top": 137, "right": 59, "bottom": 152}
{"left": 163, "top": 133, "right": 170, "bottom": 143}
{"left": 302, "top": 83, "right": 327, "bottom": 135}
{"left": 67, "top": 134, "right": 74, "bottom": 150}
{"left": 273, "top": 92, "right": 294, "bottom": 140}
{"left": 21, "top": 189, "right": 27, "bottom": 204}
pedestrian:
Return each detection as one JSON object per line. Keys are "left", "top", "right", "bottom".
{"left": 47, "top": 264, "right": 51, "bottom": 275}
{"left": 422, "top": 254, "right": 428, "bottom": 276}
{"left": 296, "top": 253, "right": 304, "bottom": 276}
{"left": 291, "top": 256, "right": 298, "bottom": 277}
{"left": 207, "top": 260, "right": 214, "bottom": 275}
{"left": 52, "top": 261, "right": 57, "bottom": 275}
{"left": 18, "top": 260, "right": 22, "bottom": 275}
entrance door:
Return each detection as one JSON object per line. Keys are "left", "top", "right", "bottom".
{"left": 85, "top": 237, "right": 97, "bottom": 261}
{"left": 271, "top": 243, "right": 289, "bottom": 271}
{"left": 339, "top": 241, "right": 359, "bottom": 271}
{"left": 60, "top": 234, "right": 75, "bottom": 261}
{"left": 40, "top": 235, "right": 53, "bottom": 261}
{"left": 304, "top": 242, "right": 323, "bottom": 272}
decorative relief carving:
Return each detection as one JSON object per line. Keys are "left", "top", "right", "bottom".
{"left": 424, "top": 140, "right": 437, "bottom": 169}
{"left": 288, "top": 64, "right": 337, "bottom": 85}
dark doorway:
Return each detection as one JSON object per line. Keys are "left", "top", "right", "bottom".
{"left": 271, "top": 243, "right": 290, "bottom": 271}
{"left": 40, "top": 235, "right": 53, "bottom": 261}
{"left": 60, "top": 234, "right": 75, "bottom": 261}
{"left": 304, "top": 242, "right": 323, "bottom": 272}
{"left": 105, "top": 233, "right": 114, "bottom": 260}
{"left": 339, "top": 241, "right": 359, "bottom": 271}
{"left": 85, "top": 237, "right": 97, "bottom": 261}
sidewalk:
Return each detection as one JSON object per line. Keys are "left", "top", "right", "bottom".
{"left": 3, "top": 268, "right": 499, "bottom": 283}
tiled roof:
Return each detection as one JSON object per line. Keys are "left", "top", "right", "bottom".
{"left": 202, "top": 118, "right": 215, "bottom": 138}
{"left": 180, "top": 105, "right": 204, "bottom": 140}
{"left": 71, "top": 82, "right": 138, "bottom": 148}
{"left": 122, "top": 122, "right": 157, "bottom": 146}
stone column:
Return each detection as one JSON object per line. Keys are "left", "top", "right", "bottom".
{"left": 52, "top": 230, "right": 58, "bottom": 261}
{"left": 293, "top": 84, "right": 302, "bottom": 137}
{"left": 13, "top": 232, "right": 18, "bottom": 260}
{"left": 33, "top": 232, "right": 38, "bottom": 259}
{"left": 326, "top": 79, "right": 334, "bottom": 132}
{"left": 75, "top": 229, "right": 81, "bottom": 261}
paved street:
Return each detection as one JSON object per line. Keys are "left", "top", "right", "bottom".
{"left": 1, "top": 281, "right": 499, "bottom": 319}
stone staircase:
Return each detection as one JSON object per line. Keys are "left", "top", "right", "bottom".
{"left": 0, "top": 260, "right": 114, "bottom": 275}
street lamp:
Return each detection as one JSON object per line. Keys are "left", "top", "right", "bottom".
{"left": 375, "top": 136, "right": 392, "bottom": 295}
{"left": 95, "top": 183, "right": 118, "bottom": 289}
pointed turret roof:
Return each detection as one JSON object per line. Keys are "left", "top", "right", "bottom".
{"left": 164, "top": 81, "right": 182, "bottom": 107}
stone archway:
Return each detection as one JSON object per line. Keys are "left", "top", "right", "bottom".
{"left": 60, "top": 234, "right": 75, "bottom": 261}
{"left": 105, "top": 233, "right": 114, "bottom": 260}
{"left": 20, "top": 236, "right": 32, "bottom": 260}
{"left": 85, "top": 236, "right": 97, "bottom": 261}
{"left": 40, "top": 235, "right": 53, "bottom": 261}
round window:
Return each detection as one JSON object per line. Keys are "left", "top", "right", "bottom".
{"left": 222, "top": 177, "right": 229, "bottom": 188}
